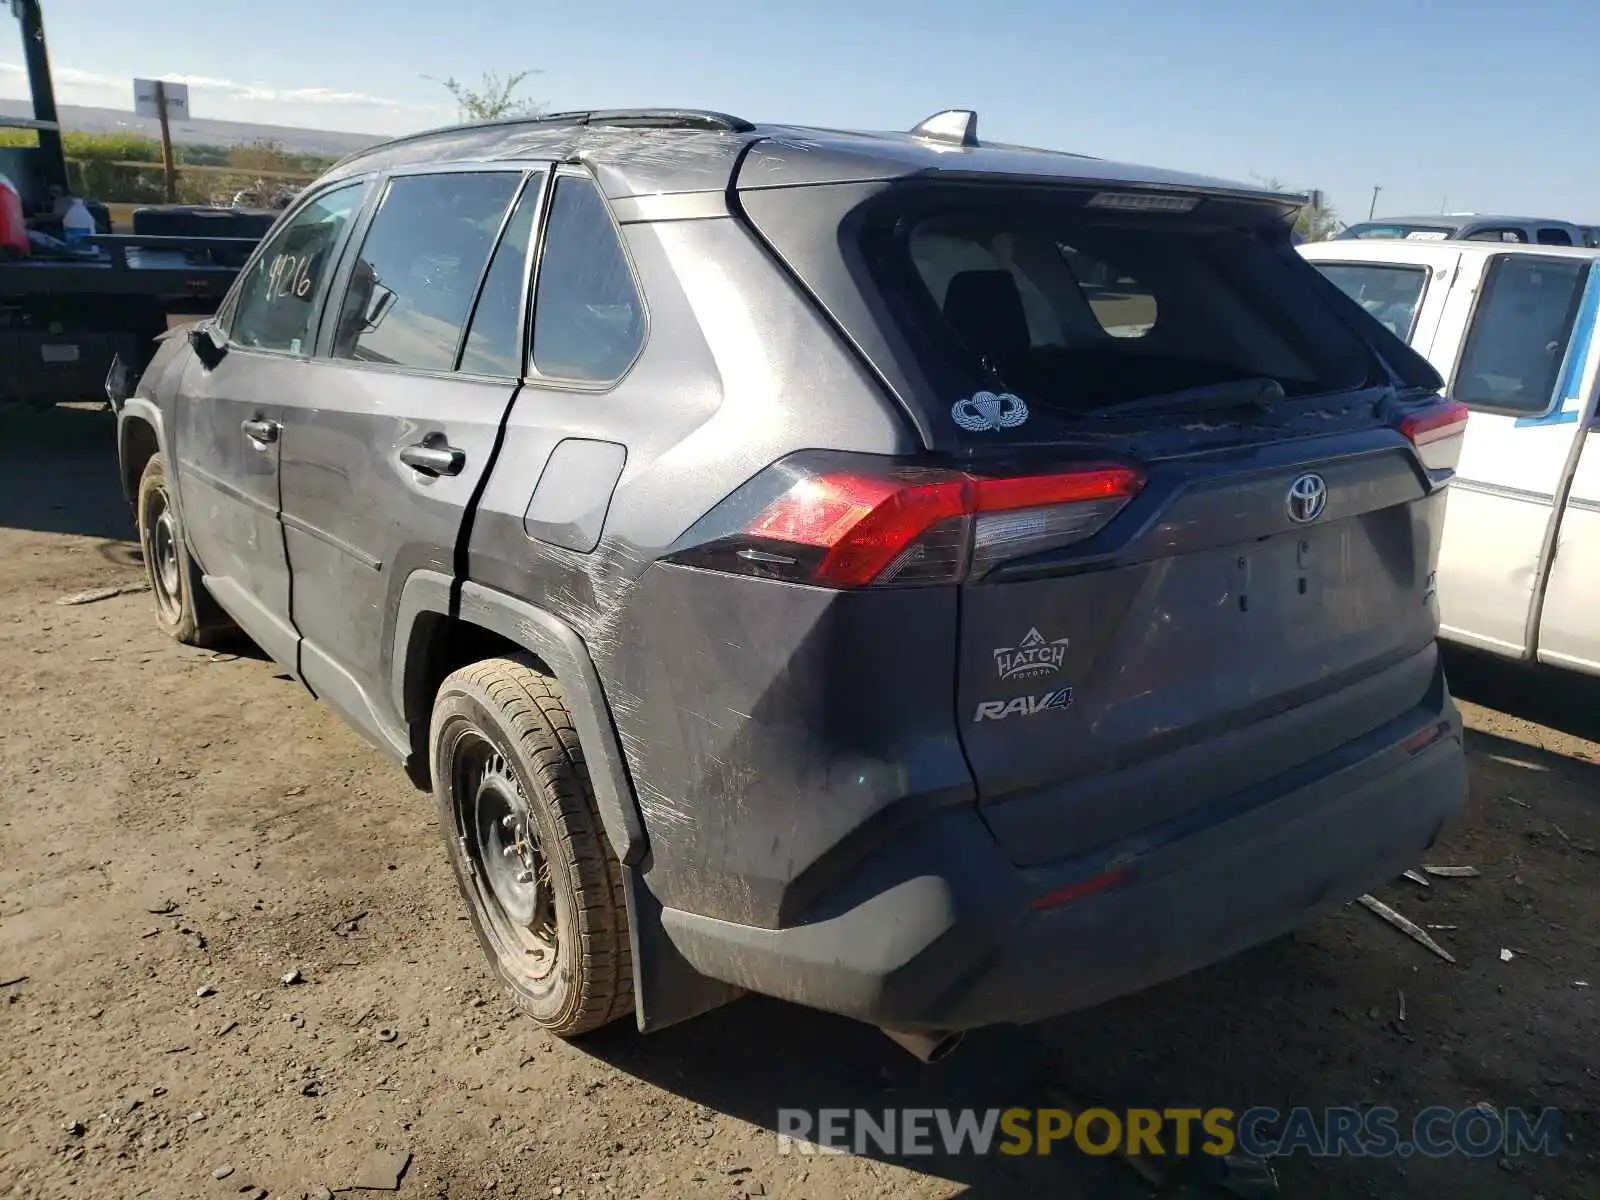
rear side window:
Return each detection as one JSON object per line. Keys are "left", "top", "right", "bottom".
{"left": 874, "top": 198, "right": 1377, "bottom": 416}
{"left": 1313, "top": 262, "right": 1429, "bottom": 341}
{"left": 228, "top": 183, "right": 363, "bottom": 354}
{"left": 332, "top": 172, "right": 521, "bottom": 371}
{"left": 459, "top": 173, "right": 546, "bottom": 376}
{"left": 1454, "top": 256, "right": 1588, "bottom": 414}
{"left": 531, "top": 176, "right": 644, "bottom": 383}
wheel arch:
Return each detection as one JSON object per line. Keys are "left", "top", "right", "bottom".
{"left": 392, "top": 569, "right": 743, "bottom": 1033}
{"left": 391, "top": 570, "right": 646, "bottom": 866}
{"left": 116, "top": 399, "right": 165, "bottom": 513}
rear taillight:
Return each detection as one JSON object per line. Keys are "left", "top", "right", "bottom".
{"left": 668, "top": 457, "right": 1144, "bottom": 588}
{"left": 1400, "top": 399, "right": 1468, "bottom": 473}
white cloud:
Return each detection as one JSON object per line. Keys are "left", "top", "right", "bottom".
{"left": 0, "top": 60, "right": 451, "bottom": 123}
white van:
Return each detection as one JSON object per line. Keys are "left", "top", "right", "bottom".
{"left": 1301, "top": 239, "right": 1600, "bottom": 673}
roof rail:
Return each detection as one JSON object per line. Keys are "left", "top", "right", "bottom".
{"left": 325, "top": 107, "right": 756, "bottom": 175}
{"left": 910, "top": 109, "right": 978, "bottom": 147}
{"left": 512, "top": 108, "right": 755, "bottom": 133}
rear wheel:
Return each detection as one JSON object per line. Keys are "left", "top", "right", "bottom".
{"left": 430, "top": 655, "right": 634, "bottom": 1036}
{"left": 136, "top": 454, "right": 233, "bottom": 646}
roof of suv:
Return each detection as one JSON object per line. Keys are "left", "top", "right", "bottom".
{"left": 322, "top": 107, "right": 1305, "bottom": 208}
{"left": 1347, "top": 214, "right": 1580, "bottom": 232}
{"left": 1301, "top": 239, "right": 1600, "bottom": 264}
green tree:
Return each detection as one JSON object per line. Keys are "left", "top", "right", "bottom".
{"left": 1253, "top": 176, "right": 1340, "bottom": 242}
{"left": 428, "top": 70, "right": 544, "bottom": 121}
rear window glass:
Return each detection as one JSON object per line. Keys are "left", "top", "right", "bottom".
{"left": 1313, "top": 262, "right": 1429, "bottom": 341}
{"left": 531, "top": 176, "right": 645, "bottom": 383}
{"left": 870, "top": 199, "right": 1378, "bottom": 417}
{"left": 1464, "top": 227, "right": 1527, "bottom": 243}
{"left": 1339, "top": 223, "right": 1453, "bottom": 242}
{"left": 1454, "top": 255, "right": 1588, "bottom": 414}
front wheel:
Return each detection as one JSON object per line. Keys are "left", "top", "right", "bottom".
{"left": 136, "top": 454, "right": 233, "bottom": 646}
{"left": 430, "top": 655, "right": 634, "bottom": 1037}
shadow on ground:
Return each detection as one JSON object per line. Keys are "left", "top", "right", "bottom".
{"left": 1444, "top": 643, "right": 1600, "bottom": 749}
{"left": 583, "top": 913, "right": 1580, "bottom": 1200}
{"left": 0, "top": 402, "right": 132, "bottom": 541}
{"left": 582, "top": 994, "right": 1164, "bottom": 1199}
{"left": 579, "top": 931, "right": 1422, "bottom": 1199}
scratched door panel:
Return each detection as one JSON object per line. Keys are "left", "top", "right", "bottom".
{"left": 171, "top": 349, "right": 299, "bottom": 666}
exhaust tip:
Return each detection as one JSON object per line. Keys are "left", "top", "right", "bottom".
{"left": 880, "top": 1027, "right": 965, "bottom": 1064}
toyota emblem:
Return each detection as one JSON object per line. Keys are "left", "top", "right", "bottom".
{"left": 1286, "top": 473, "right": 1328, "bottom": 524}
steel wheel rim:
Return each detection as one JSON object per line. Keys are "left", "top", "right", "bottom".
{"left": 452, "top": 731, "right": 559, "bottom": 976}
{"left": 146, "top": 491, "right": 183, "bottom": 623}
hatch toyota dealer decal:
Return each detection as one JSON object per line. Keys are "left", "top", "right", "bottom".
{"left": 994, "top": 628, "right": 1069, "bottom": 680}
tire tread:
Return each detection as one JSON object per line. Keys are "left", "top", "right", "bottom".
{"left": 441, "top": 655, "right": 633, "bottom": 1035}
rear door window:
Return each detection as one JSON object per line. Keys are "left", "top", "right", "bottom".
{"left": 1465, "top": 227, "right": 1527, "bottom": 244}
{"left": 331, "top": 171, "right": 521, "bottom": 371}
{"left": 1312, "top": 262, "right": 1429, "bottom": 341}
{"left": 877, "top": 198, "right": 1378, "bottom": 417}
{"left": 1537, "top": 227, "right": 1574, "bottom": 246}
{"left": 1454, "top": 255, "right": 1588, "bottom": 414}
{"left": 458, "top": 173, "right": 546, "bottom": 377}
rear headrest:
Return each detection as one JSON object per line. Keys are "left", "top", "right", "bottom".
{"left": 942, "top": 269, "right": 1031, "bottom": 363}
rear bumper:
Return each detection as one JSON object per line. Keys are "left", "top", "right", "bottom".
{"left": 659, "top": 699, "right": 1466, "bottom": 1032}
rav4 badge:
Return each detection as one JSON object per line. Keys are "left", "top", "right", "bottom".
{"left": 973, "top": 687, "right": 1074, "bottom": 722}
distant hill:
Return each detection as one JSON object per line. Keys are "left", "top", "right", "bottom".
{"left": 0, "top": 99, "right": 388, "bottom": 156}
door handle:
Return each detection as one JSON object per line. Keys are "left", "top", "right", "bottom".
{"left": 241, "top": 418, "right": 280, "bottom": 444}
{"left": 400, "top": 441, "right": 465, "bottom": 477}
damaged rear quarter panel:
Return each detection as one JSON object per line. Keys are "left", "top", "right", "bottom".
{"left": 606, "top": 563, "right": 975, "bottom": 928}
{"left": 464, "top": 209, "right": 931, "bottom": 927}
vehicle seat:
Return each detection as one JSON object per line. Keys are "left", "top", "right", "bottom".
{"left": 943, "top": 269, "right": 1033, "bottom": 364}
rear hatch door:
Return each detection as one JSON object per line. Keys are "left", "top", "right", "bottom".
{"left": 737, "top": 168, "right": 1456, "bottom": 865}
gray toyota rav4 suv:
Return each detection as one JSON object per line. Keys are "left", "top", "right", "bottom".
{"left": 113, "top": 107, "right": 1469, "bottom": 1058}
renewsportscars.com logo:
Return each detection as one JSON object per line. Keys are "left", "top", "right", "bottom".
{"left": 776, "top": 1105, "right": 1563, "bottom": 1160}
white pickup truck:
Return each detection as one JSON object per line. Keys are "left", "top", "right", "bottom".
{"left": 1302, "top": 238, "right": 1600, "bottom": 675}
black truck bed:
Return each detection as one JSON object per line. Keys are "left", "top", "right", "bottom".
{"left": 2, "top": 233, "right": 260, "bottom": 406}
{"left": 0, "top": 234, "right": 258, "bottom": 300}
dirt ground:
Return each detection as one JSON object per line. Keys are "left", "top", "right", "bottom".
{"left": 1, "top": 403, "right": 1595, "bottom": 1200}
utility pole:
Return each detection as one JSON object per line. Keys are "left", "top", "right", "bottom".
{"left": 1368, "top": 186, "right": 1382, "bottom": 220}
{"left": 154, "top": 79, "right": 177, "bottom": 203}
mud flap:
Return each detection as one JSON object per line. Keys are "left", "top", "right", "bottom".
{"left": 624, "top": 866, "right": 745, "bottom": 1032}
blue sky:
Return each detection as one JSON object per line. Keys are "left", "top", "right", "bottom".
{"left": 4, "top": 0, "right": 1598, "bottom": 225}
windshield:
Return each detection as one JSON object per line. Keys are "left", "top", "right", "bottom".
{"left": 1337, "top": 222, "right": 1455, "bottom": 242}
{"left": 866, "top": 198, "right": 1379, "bottom": 417}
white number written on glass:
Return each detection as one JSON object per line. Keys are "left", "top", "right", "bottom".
{"left": 266, "top": 253, "right": 315, "bottom": 300}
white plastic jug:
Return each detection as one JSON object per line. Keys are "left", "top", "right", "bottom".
{"left": 62, "top": 196, "right": 95, "bottom": 249}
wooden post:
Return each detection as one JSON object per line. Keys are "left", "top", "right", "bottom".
{"left": 154, "top": 80, "right": 177, "bottom": 203}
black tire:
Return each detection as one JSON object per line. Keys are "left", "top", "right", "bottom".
{"left": 430, "top": 655, "right": 634, "bottom": 1037}
{"left": 135, "top": 454, "right": 234, "bottom": 647}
